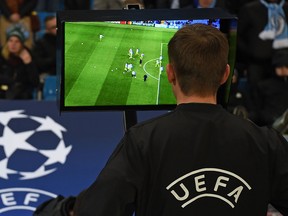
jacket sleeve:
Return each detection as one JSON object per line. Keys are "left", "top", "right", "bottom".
{"left": 73, "top": 132, "right": 146, "bottom": 216}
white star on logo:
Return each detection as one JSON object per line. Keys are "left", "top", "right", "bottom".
{"left": 0, "top": 110, "right": 27, "bottom": 126}
{"left": 0, "top": 158, "right": 17, "bottom": 179}
{"left": 19, "top": 165, "right": 57, "bottom": 180}
{"left": 0, "top": 127, "right": 37, "bottom": 158}
{"left": 0, "top": 110, "right": 72, "bottom": 180}
{"left": 31, "top": 116, "right": 67, "bottom": 138}
{"left": 40, "top": 140, "right": 72, "bottom": 165}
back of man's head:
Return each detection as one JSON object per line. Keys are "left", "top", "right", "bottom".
{"left": 168, "top": 24, "right": 229, "bottom": 97}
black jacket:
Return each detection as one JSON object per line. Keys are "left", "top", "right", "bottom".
{"left": 237, "top": 1, "right": 288, "bottom": 64}
{"left": 0, "top": 48, "right": 39, "bottom": 99}
{"left": 32, "top": 33, "right": 57, "bottom": 75}
{"left": 73, "top": 103, "right": 288, "bottom": 216}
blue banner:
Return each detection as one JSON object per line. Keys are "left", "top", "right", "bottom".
{"left": 0, "top": 100, "right": 168, "bottom": 215}
{"left": 0, "top": 100, "right": 126, "bottom": 215}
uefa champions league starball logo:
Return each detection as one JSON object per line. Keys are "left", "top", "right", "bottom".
{"left": 0, "top": 110, "right": 72, "bottom": 180}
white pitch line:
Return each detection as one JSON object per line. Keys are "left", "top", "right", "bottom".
{"left": 156, "top": 43, "right": 167, "bottom": 104}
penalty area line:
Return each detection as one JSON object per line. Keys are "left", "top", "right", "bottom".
{"left": 156, "top": 43, "right": 167, "bottom": 105}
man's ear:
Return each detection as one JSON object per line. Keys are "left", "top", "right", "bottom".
{"left": 220, "top": 64, "right": 230, "bottom": 84}
{"left": 166, "top": 63, "right": 176, "bottom": 85}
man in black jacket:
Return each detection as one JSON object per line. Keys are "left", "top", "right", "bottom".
{"left": 32, "top": 15, "right": 57, "bottom": 77}
{"left": 253, "top": 48, "right": 288, "bottom": 126}
{"left": 236, "top": 0, "right": 288, "bottom": 117}
{"left": 0, "top": 26, "right": 39, "bottom": 99}
{"left": 70, "top": 24, "right": 288, "bottom": 216}
{"left": 32, "top": 15, "right": 57, "bottom": 98}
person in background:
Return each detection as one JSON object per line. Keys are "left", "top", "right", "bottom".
{"left": 236, "top": 0, "right": 288, "bottom": 125}
{"left": 0, "top": 0, "right": 37, "bottom": 49}
{"left": 35, "top": 0, "right": 62, "bottom": 12}
{"left": 193, "top": 0, "right": 226, "bottom": 8}
{"left": 32, "top": 16, "right": 57, "bottom": 86}
{"left": 252, "top": 48, "right": 288, "bottom": 126}
{"left": 0, "top": 26, "right": 39, "bottom": 99}
{"left": 147, "top": 0, "right": 226, "bottom": 10}
{"left": 93, "top": 0, "right": 124, "bottom": 9}
{"left": 225, "top": 0, "right": 257, "bottom": 15}
{"left": 271, "top": 49, "right": 288, "bottom": 135}
{"left": 142, "top": 0, "right": 157, "bottom": 8}
{"left": 64, "top": 0, "right": 91, "bottom": 10}
{"left": 93, "top": 0, "right": 144, "bottom": 9}
{"left": 153, "top": 0, "right": 194, "bottom": 8}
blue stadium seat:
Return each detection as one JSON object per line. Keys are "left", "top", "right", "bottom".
{"left": 42, "top": 75, "right": 57, "bottom": 100}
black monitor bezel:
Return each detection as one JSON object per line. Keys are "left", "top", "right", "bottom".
{"left": 57, "top": 8, "right": 237, "bottom": 112}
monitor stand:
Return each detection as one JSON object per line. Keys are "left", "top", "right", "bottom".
{"left": 123, "top": 110, "right": 138, "bottom": 132}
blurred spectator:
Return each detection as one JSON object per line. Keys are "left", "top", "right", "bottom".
{"left": 123, "top": 0, "right": 145, "bottom": 9}
{"left": 225, "top": 0, "right": 257, "bottom": 14}
{"left": 143, "top": 0, "right": 157, "bottom": 8}
{"left": 236, "top": 0, "right": 288, "bottom": 115}
{"left": 93, "top": 0, "right": 125, "bottom": 9}
{"left": 0, "top": 0, "right": 37, "bottom": 49}
{"left": 153, "top": 0, "right": 194, "bottom": 8}
{"left": 258, "top": 0, "right": 288, "bottom": 49}
{"left": 193, "top": 0, "right": 226, "bottom": 8}
{"left": 252, "top": 48, "right": 288, "bottom": 126}
{"left": 64, "top": 0, "right": 91, "bottom": 10}
{"left": 32, "top": 16, "right": 57, "bottom": 81}
{"left": 93, "top": 0, "right": 144, "bottom": 10}
{"left": 0, "top": 26, "right": 39, "bottom": 99}
{"left": 144, "top": 0, "right": 227, "bottom": 9}
{"left": 36, "top": 0, "right": 63, "bottom": 12}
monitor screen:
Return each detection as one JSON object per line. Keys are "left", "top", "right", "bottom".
{"left": 57, "top": 8, "right": 237, "bottom": 111}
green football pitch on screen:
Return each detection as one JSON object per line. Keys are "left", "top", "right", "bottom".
{"left": 64, "top": 22, "right": 177, "bottom": 107}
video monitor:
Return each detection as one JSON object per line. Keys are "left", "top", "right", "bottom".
{"left": 57, "top": 8, "right": 237, "bottom": 111}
